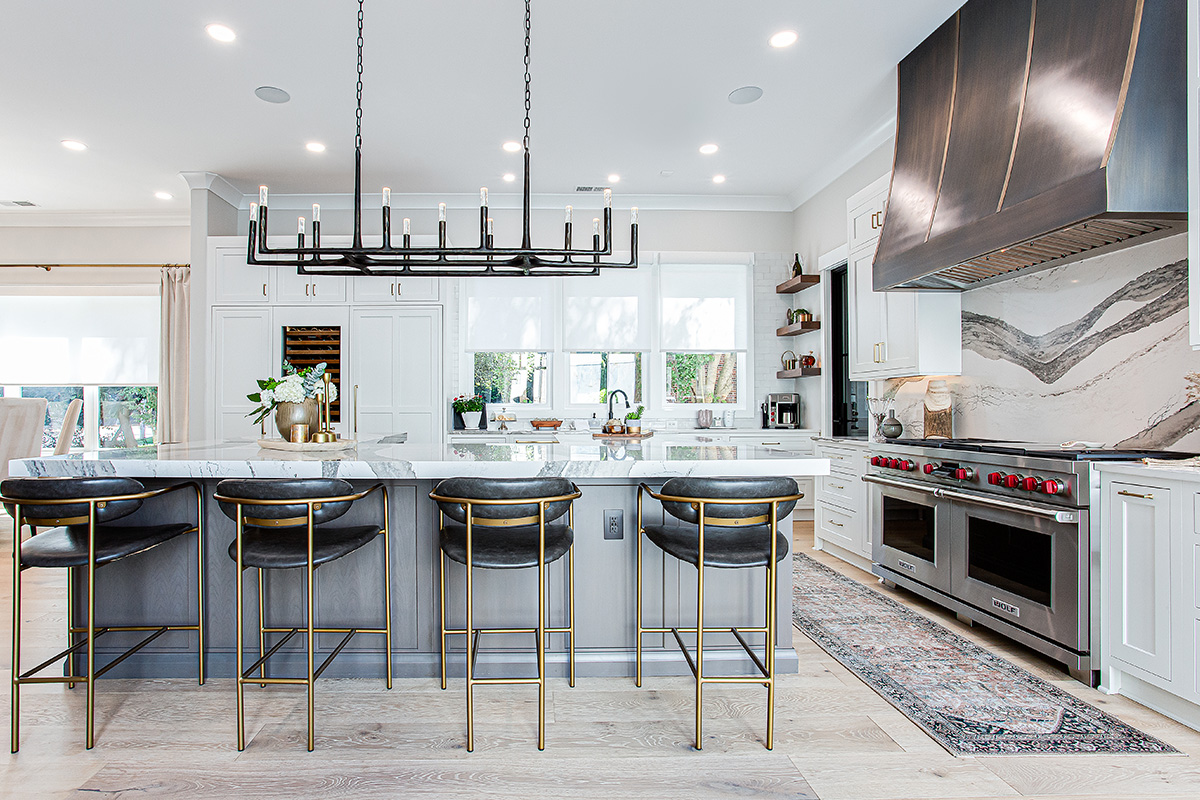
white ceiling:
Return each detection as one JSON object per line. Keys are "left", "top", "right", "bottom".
{"left": 0, "top": 0, "right": 963, "bottom": 217}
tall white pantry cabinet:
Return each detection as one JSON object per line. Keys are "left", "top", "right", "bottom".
{"left": 205, "top": 238, "right": 444, "bottom": 443}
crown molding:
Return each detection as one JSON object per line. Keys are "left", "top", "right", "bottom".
{"left": 179, "top": 171, "right": 243, "bottom": 209}
{"left": 786, "top": 117, "right": 896, "bottom": 211}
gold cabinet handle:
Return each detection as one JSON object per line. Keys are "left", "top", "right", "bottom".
{"left": 390, "top": 283, "right": 394, "bottom": 296}
{"left": 313, "top": 282, "right": 317, "bottom": 296}
{"left": 1117, "top": 490, "right": 1154, "bottom": 500}
{"left": 395, "top": 282, "right": 401, "bottom": 297}
{"left": 353, "top": 384, "right": 358, "bottom": 436}
{"left": 516, "top": 439, "right": 556, "bottom": 444}
{"left": 305, "top": 283, "right": 310, "bottom": 297}
{"left": 761, "top": 441, "right": 781, "bottom": 445}
{"left": 829, "top": 483, "right": 844, "bottom": 490}
{"left": 262, "top": 282, "right": 268, "bottom": 297}
{"left": 828, "top": 520, "right": 844, "bottom": 527}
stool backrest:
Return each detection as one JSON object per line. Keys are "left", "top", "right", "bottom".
{"left": 215, "top": 478, "right": 355, "bottom": 528}
{"left": 432, "top": 477, "right": 576, "bottom": 525}
{"left": 0, "top": 397, "right": 48, "bottom": 481}
{"left": 1, "top": 476, "right": 146, "bottom": 525}
{"left": 659, "top": 476, "right": 800, "bottom": 526}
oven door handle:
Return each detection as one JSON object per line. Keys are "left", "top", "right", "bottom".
{"left": 932, "top": 487, "right": 1078, "bottom": 524}
{"left": 862, "top": 475, "right": 1078, "bottom": 523}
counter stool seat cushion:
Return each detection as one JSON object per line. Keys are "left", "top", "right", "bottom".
{"left": 643, "top": 523, "right": 789, "bottom": 569}
{"left": 2, "top": 476, "right": 146, "bottom": 524}
{"left": 227, "top": 524, "right": 382, "bottom": 570}
{"left": 439, "top": 521, "right": 573, "bottom": 569}
{"left": 20, "top": 522, "right": 196, "bottom": 569}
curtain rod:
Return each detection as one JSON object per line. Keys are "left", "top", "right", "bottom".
{"left": 0, "top": 263, "right": 187, "bottom": 271}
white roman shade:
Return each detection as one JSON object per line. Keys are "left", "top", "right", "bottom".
{"left": 562, "top": 269, "right": 652, "bottom": 351}
{"left": 658, "top": 264, "right": 749, "bottom": 351}
{"left": 463, "top": 278, "right": 555, "bottom": 351}
{"left": 0, "top": 295, "right": 160, "bottom": 384}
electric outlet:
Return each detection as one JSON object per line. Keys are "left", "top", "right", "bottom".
{"left": 604, "top": 509, "right": 624, "bottom": 540}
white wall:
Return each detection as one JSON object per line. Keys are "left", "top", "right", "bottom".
{"left": 0, "top": 225, "right": 189, "bottom": 264}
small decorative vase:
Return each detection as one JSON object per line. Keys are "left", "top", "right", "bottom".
{"left": 275, "top": 398, "right": 319, "bottom": 440}
{"left": 461, "top": 410, "right": 483, "bottom": 429}
{"left": 625, "top": 422, "right": 641, "bottom": 434}
{"left": 880, "top": 409, "right": 904, "bottom": 439}
{"left": 924, "top": 380, "right": 953, "bottom": 439}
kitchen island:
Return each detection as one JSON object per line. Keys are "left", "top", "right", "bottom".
{"left": 10, "top": 439, "right": 828, "bottom": 679}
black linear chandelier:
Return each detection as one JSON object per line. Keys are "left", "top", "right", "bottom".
{"left": 248, "top": 0, "right": 638, "bottom": 277}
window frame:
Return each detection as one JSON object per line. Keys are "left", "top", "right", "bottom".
{"left": 4, "top": 383, "right": 159, "bottom": 452}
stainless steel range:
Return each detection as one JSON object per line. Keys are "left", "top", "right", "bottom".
{"left": 863, "top": 438, "right": 1195, "bottom": 685}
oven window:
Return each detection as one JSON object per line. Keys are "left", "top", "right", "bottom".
{"left": 967, "top": 517, "right": 1052, "bottom": 606}
{"left": 881, "top": 497, "right": 937, "bottom": 563}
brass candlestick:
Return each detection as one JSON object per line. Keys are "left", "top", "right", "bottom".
{"left": 309, "top": 373, "right": 338, "bottom": 443}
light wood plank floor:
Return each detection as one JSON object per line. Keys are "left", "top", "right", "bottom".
{"left": 2, "top": 514, "right": 1199, "bottom": 799}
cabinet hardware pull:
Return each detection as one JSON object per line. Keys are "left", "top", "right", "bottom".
{"left": 880, "top": 341, "right": 886, "bottom": 362}
{"left": 313, "top": 283, "right": 317, "bottom": 296}
{"left": 516, "top": 439, "right": 555, "bottom": 444}
{"left": 353, "top": 384, "right": 358, "bottom": 436}
{"left": 262, "top": 283, "right": 267, "bottom": 297}
{"left": 830, "top": 483, "right": 844, "bottom": 489}
{"left": 761, "top": 441, "right": 780, "bottom": 445}
{"left": 305, "top": 283, "right": 310, "bottom": 297}
{"left": 390, "top": 283, "right": 394, "bottom": 296}
{"left": 1117, "top": 490, "right": 1154, "bottom": 500}
{"left": 828, "top": 520, "right": 844, "bottom": 527}
{"left": 395, "top": 282, "right": 401, "bottom": 297}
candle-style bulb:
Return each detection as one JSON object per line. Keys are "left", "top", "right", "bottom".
{"left": 487, "top": 217, "right": 494, "bottom": 235}
{"left": 565, "top": 204, "right": 573, "bottom": 223}
{"left": 312, "top": 203, "right": 320, "bottom": 222}
{"left": 631, "top": 206, "right": 639, "bottom": 224}
{"left": 603, "top": 188, "right": 612, "bottom": 208}
{"left": 403, "top": 217, "right": 411, "bottom": 235}
{"left": 382, "top": 187, "right": 391, "bottom": 207}
{"left": 298, "top": 216, "right": 305, "bottom": 234}
{"left": 259, "top": 185, "right": 269, "bottom": 206}
{"left": 480, "top": 187, "right": 489, "bottom": 206}
{"left": 439, "top": 203, "right": 447, "bottom": 222}
{"left": 592, "top": 218, "right": 600, "bottom": 235}
{"left": 249, "top": 202, "right": 258, "bottom": 219}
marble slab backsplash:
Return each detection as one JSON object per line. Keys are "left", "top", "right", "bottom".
{"left": 870, "top": 234, "right": 1200, "bottom": 451}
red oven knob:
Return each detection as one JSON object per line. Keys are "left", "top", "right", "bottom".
{"left": 1041, "top": 479, "right": 1064, "bottom": 496}
{"left": 1020, "top": 476, "right": 1039, "bottom": 491}
{"left": 923, "top": 463, "right": 935, "bottom": 474}
{"left": 953, "top": 467, "right": 974, "bottom": 481}
{"left": 870, "top": 456, "right": 882, "bottom": 466}
{"left": 898, "top": 460, "right": 914, "bottom": 471}
{"left": 987, "top": 472, "right": 1004, "bottom": 485}
{"left": 1003, "top": 474, "right": 1022, "bottom": 488}
{"left": 888, "top": 458, "right": 900, "bottom": 469}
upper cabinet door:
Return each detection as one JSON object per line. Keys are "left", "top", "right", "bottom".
{"left": 275, "top": 269, "right": 347, "bottom": 304}
{"left": 210, "top": 244, "right": 273, "bottom": 304}
{"left": 848, "top": 190, "right": 888, "bottom": 254}
{"left": 848, "top": 247, "right": 888, "bottom": 379}
{"left": 351, "top": 277, "right": 440, "bottom": 304}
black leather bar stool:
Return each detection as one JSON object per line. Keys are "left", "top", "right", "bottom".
{"left": 636, "top": 476, "right": 801, "bottom": 750}
{"left": 429, "top": 477, "right": 580, "bottom": 751}
{"left": 214, "top": 478, "right": 391, "bottom": 751}
{"left": 2, "top": 476, "right": 205, "bottom": 751}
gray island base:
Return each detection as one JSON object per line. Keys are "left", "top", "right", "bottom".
{"left": 12, "top": 440, "right": 829, "bottom": 680}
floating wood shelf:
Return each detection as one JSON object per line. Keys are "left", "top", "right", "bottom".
{"left": 775, "top": 274, "right": 820, "bottom": 293}
{"left": 775, "top": 321, "right": 821, "bottom": 336}
{"left": 776, "top": 367, "right": 821, "bottom": 379}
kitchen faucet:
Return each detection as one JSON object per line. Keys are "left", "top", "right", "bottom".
{"left": 607, "top": 389, "right": 630, "bottom": 422}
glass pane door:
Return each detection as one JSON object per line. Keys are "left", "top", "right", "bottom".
{"left": 881, "top": 495, "right": 938, "bottom": 563}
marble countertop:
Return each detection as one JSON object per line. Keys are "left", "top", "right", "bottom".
{"left": 1094, "top": 459, "right": 1200, "bottom": 482}
{"left": 10, "top": 439, "right": 831, "bottom": 480}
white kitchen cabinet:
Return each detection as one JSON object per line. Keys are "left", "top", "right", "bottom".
{"left": 209, "top": 242, "right": 273, "bottom": 304}
{"left": 276, "top": 270, "right": 347, "bottom": 304}
{"left": 1104, "top": 481, "right": 1174, "bottom": 680}
{"left": 210, "top": 308, "right": 274, "bottom": 441}
{"left": 349, "top": 307, "right": 443, "bottom": 443}
{"left": 726, "top": 431, "right": 815, "bottom": 515}
{"left": 1190, "top": 0, "right": 1199, "bottom": 348}
{"left": 351, "top": 277, "right": 439, "bottom": 304}
{"left": 1099, "top": 465, "right": 1200, "bottom": 732}
{"left": 812, "top": 439, "right": 873, "bottom": 567}
{"left": 845, "top": 176, "right": 962, "bottom": 381}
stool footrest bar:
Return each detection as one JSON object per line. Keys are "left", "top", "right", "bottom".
{"left": 93, "top": 627, "right": 170, "bottom": 678}
{"left": 313, "top": 630, "right": 356, "bottom": 679}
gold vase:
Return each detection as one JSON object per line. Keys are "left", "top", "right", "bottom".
{"left": 275, "top": 398, "right": 320, "bottom": 440}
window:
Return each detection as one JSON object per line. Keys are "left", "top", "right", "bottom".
{"left": 664, "top": 353, "right": 740, "bottom": 404}
{"left": 568, "top": 352, "right": 643, "bottom": 404}
{"left": 100, "top": 386, "right": 157, "bottom": 447}
{"left": 474, "top": 352, "right": 548, "bottom": 404}
{"left": 20, "top": 386, "right": 84, "bottom": 449}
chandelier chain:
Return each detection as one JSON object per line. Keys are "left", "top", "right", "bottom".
{"left": 356, "top": 0, "right": 365, "bottom": 151}
{"left": 523, "top": 0, "right": 531, "bottom": 152}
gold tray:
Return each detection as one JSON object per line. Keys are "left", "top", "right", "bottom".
{"left": 257, "top": 438, "right": 358, "bottom": 452}
{"left": 592, "top": 431, "right": 654, "bottom": 440}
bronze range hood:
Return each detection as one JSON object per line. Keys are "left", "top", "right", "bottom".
{"left": 873, "top": 0, "right": 1186, "bottom": 291}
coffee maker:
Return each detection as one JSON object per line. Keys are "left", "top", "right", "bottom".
{"left": 764, "top": 393, "right": 802, "bottom": 429}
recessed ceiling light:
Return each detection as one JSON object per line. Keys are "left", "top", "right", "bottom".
{"left": 206, "top": 23, "right": 236, "bottom": 43}
{"left": 502, "top": 141, "right": 521, "bottom": 152}
{"left": 698, "top": 143, "right": 719, "bottom": 155}
{"left": 255, "top": 86, "right": 291, "bottom": 104}
{"left": 502, "top": 173, "right": 516, "bottom": 182}
{"left": 306, "top": 142, "right": 326, "bottom": 153}
{"left": 154, "top": 191, "right": 173, "bottom": 201}
{"left": 728, "top": 86, "right": 764, "bottom": 105}
{"left": 60, "top": 139, "right": 87, "bottom": 151}
{"left": 607, "top": 174, "right": 621, "bottom": 183}
{"left": 712, "top": 174, "right": 726, "bottom": 184}
{"left": 769, "top": 30, "right": 798, "bottom": 48}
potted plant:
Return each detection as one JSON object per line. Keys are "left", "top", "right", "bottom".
{"left": 624, "top": 404, "right": 645, "bottom": 434}
{"left": 795, "top": 308, "right": 812, "bottom": 323}
{"left": 247, "top": 362, "right": 337, "bottom": 439}
{"left": 452, "top": 394, "right": 485, "bottom": 429}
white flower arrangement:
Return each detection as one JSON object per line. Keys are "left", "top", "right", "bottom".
{"left": 246, "top": 362, "right": 338, "bottom": 425}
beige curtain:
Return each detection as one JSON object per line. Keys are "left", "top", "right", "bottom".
{"left": 158, "top": 265, "right": 190, "bottom": 444}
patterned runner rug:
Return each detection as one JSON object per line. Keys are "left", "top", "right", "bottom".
{"left": 791, "top": 552, "right": 1177, "bottom": 755}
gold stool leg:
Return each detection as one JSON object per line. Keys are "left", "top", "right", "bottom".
{"left": 257, "top": 570, "right": 267, "bottom": 687}
{"left": 537, "top": 512, "right": 547, "bottom": 751}
{"left": 694, "top": 514, "right": 706, "bottom": 751}
{"left": 305, "top": 524, "right": 316, "bottom": 752}
{"left": 439, "top": 551, "right": 448, "bottom": 691}
{"left": 635, "top": 490, "right": 644, "bottom": 688}
{"left": 195, "top": 486, "right": 206, "bottom": 686}
{"left": 235, "top": 513, "right": 246, "bottom": 751}
{"left": 10, "top": 510, "right": 22, "bottom": 753}
{"left": 765, "top": 559, "right": 778, "bottom": 750}
{"left": 464, "top": 517, "right": 475, "bottom": 752}
{"left": 66, "top": 566, "right": 75, "bottom": 689}
{"left": 382, "top": 490, "right": 393, "bottom": 690}
{"left": 85, "top": 531, "right": 97, "bottom": 749}
{"left": 567, "top": 544, "right": 576, "bottom": 689}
